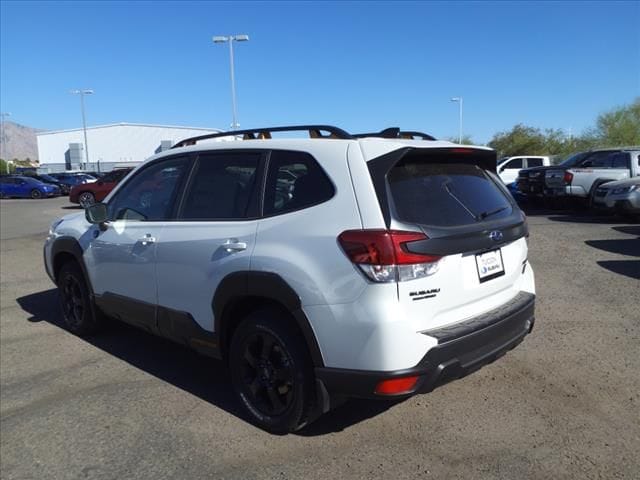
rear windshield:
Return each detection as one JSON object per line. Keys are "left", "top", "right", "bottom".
{"left": 388, "top": 162, "right": 512, "bottom": 227}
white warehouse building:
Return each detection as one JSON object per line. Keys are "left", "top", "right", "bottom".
{"left": 37, "top": 123, "right": 225, "bottom": 173}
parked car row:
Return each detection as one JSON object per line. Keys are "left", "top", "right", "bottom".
{"left": 514, "top": 147, "right": 640, "bottom": 218}
{"left": 0, "top": 170, "right": 121, "bottom": 201}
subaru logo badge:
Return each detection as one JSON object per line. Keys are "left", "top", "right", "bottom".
{"left": 489, "top": 231, "right": 503, "bottom": 242}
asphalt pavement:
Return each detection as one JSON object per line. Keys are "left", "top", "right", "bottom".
{"left": 1, "top": 197, "right": 639, "bottom": 479}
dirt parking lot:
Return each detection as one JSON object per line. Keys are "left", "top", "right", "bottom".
{"left": 1, "top": 197, "right": 639, "bottom": 480}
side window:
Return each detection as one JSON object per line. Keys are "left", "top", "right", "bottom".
{"left": 100, "top": 171, "right": 118, "bottom": 182}
{"left": 264, "top": 150, "right": 335, "bottom": 216}
{"left": 505, "top": 159, "right": 523, "bottom": 169}
{"left": 180, "top": 152, "right": 261, "bottom": 220}
{"left": 527, "top": 158, "right": 543, "bottom": 168}
{"left": 610, "top": 152, "right": 630, "bottom": 169}
{"left": 583, "top": 152, "right": 612, "bottom": 168}
{"left": 107, "top": 157, "right": 189, "bottom": 221}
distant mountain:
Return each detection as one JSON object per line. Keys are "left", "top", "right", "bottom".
{"left": 0, "top": 121, "right": 41, "bottom": 161}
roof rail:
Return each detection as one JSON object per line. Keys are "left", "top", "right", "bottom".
{"left": 172, "top": 125, "right": 353, "bottom": 149}
{"left": 353, "top": 128, "right": 436, "bottom": 141}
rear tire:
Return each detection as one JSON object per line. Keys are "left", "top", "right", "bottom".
{"left": 78, "top": 191, "right": 96, "bottom": 208}
{"left": 229, "top": 308, "right": 316, "bottom": 434}
{"left": 30, "top": 189, "right": 42, "bottom": 199}
{"left": 57, "top": 262, "right": 103, "bottom": 335}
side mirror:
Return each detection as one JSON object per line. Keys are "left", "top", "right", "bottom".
{"left": 499, "top": 166, "right": 506, "bottom": 173}
{"left": 85, "top": 203, "right": 108, "bottom": 224}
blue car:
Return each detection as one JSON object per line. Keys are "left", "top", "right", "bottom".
{"left": 0, "top": 176, "right": 61, "bottom": 199}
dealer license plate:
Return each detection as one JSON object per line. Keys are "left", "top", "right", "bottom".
{"left": 475, "top": 249, "right": 505, "bottom": 283}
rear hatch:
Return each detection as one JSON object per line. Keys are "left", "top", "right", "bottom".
{"left": 368, "top": 147, "right": 529, "bottom": 332}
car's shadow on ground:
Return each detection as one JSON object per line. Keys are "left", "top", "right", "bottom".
{"left": 519, "top": 203, "right": 638, "bottom": 225}
{"left": 596, "top": 260, "right": 640, "bottom": 280}
{"left": 62, "top": 205, "right": 82, "bottom": 210}
{"left": 585, "top": 239, "right": 640, "bottom": 257}
{"left": 16, "top": 289, "right": 396, "bottom": 436}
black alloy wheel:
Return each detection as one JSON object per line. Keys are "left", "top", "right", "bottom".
{"left": 57, "top": 262, "right": 103, "bottom": 335}
{"left": 229, "top": 309, "right": 316, "bottom": 434}
{"left": 30, "top": 189, "right": 42, "bottom": 199}
{"left": 241, "top": 330, "right": 296, "bottom": 416}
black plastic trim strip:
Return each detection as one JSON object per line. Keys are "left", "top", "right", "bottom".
{"left": 94, "top": 292, "right": 221, "bottom": 359}
{"left": 421, "top": 292, "right": 535, "bottom": 343}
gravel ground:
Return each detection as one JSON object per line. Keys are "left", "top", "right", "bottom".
{"left": 1, "top": 197, "right": 638, "bottom": 480}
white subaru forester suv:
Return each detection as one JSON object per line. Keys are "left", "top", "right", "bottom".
{"left": 44, "top": 125, "right": 536, "bottom": 433}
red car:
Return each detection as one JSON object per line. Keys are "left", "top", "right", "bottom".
{"left": 70, "top": 168, "right": 133, "bottom": 208}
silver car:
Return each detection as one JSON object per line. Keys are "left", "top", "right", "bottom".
{"left": 593, "top": 177, "right": 640, "bottom": 217}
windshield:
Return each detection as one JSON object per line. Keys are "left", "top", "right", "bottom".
{"left": 39, "top": 174, "right": 57, "bottom": 182}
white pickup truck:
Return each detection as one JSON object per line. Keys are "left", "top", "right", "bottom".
{"left": 497, "top": 156, "right": 551, "bottom": 184}
{"left": 544, "top": 147, "right": 640, "bottom": 205}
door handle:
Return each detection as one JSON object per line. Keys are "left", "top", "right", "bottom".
{"left": 139, "top": 234, "right": 156, "bottom": 246}
{"left": 223, "top": 239, "right": 247, "bottom": 252}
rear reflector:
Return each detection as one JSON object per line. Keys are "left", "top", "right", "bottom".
{"left": 375, "top": 376, "right": 420, "bottom": 395}
{"left": 338, "top": 230, "right": 442, "bottom": 283}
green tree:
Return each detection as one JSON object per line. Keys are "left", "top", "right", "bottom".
{"left": 488, "top": 124, "right": 549, "bottom": 158}
{"left": 587, "top": 97, "right": 640, "bottom": 147}
{"left": 0, "top": 159, "right": 14, "bottom": 174}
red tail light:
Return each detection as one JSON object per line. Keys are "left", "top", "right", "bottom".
{"left": 338, "top": 230, "right": 442, "bottom": 283}
{"left": 563, "top": 171, "right": 573, "bottom": 185}
{"left": 338, "top": 230, "right": 440, "bottom": 265}
{"left": 375, "top": 376, "right": 420, "bottom": 395}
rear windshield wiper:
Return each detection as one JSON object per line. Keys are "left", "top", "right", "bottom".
{"left": 478, "top": 206, "right": 508, "bottom": 220}
{"left": 443, "top": 181, "right": 478, "bottom": 221}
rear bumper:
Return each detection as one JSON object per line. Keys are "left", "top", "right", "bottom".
{"left": 315, "top": 292, "right": 535, "bottom": 400}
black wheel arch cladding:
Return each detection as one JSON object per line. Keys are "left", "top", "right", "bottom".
{"left": 213, "top": 271, "right": 325, "bottom": 367}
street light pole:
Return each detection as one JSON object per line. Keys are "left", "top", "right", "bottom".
{"left": 213, "top": 34, "right": 249, "bottom": 130}
{"left": 0, "top": 112, "right": 11, "bottom": 162}
{"left": 450, "top": 97, "right": 463, "bottom": 144}
{"left": 70, "top": 89, "right": 94, "bottom": 170}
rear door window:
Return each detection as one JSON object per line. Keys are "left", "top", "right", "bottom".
{"left": 527, "top": 158, "right": 544, "bottom": 167}
{"left": 180, "top": 152, "right": 261, "bottom": 220}
{"left": 610, "top": 152, "right": 630, "bottom": 169}
{"left": 388, "top": 161, "right": 512, "bottom": 227}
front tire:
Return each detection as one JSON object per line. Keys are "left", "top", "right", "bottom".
{"left": 78, "top": 191, "right": 96, "bottom": 208}
{"left": 30, "top": 189, "right": 42, "bottom": 199}
{"left": 229, "top": 309, "right": 316, "bottom": 434}
{"left": 58, "top": 262, "right": 103, "bottom": 335}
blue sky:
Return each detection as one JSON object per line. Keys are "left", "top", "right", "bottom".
{"left": 1, "top": 1, "right": 638, "bottom": 143}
